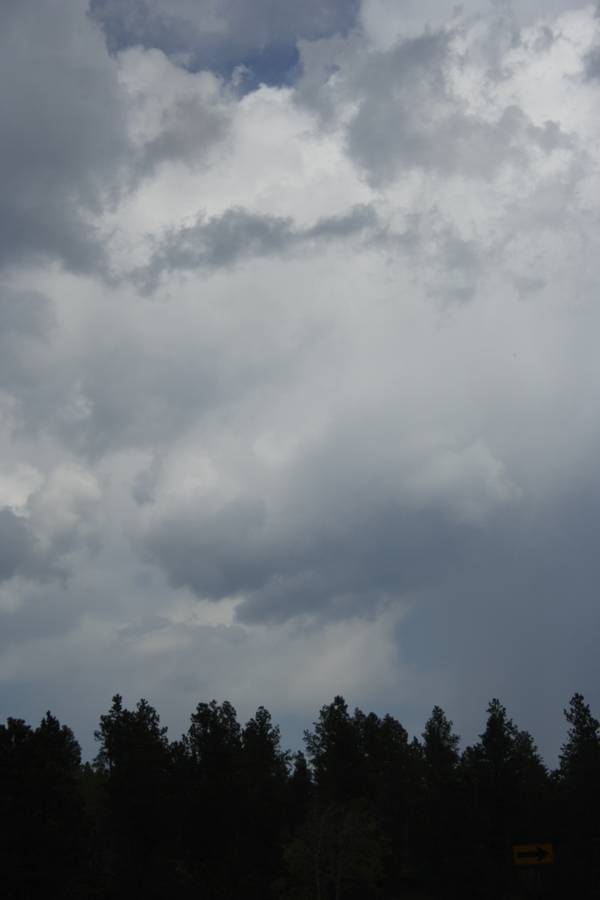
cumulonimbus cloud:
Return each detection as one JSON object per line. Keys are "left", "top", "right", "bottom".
{"left": 1, "top": 0, "right": 600, "bottom": 761}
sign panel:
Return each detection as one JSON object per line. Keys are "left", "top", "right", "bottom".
{"left": 512, "top": 844, "right": 554, "bottom": 866}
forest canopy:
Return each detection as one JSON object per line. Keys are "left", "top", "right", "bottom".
{"left": 2, "top": 692, "right": 599, "bottom": 899}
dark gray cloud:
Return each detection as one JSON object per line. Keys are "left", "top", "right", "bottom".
{"left": 89, "top": 0, "right": 360, "bottom": 88}
{"left": 399, "top": 489, "right": 600, "bottom": 762}
{"left": 343, "top": 33, "right": 571, "bottom": 183}
{"left": 0, "top": 288, "right": 57, "bottom": 412}
{"left": 142, "top": 414, "right": 515, "bottom": 623}
{"left": 0, "top": 509, "right": 41, "bottom": 583}
{"left": 303, "top": 204, "right": 379, "bottom": 240}
{"left": 145, "top": 495, "right": 270, "bottom": 600}
{"left": 294, "top": 22, "right": 572, "bottom": 184}
{"left": 140, "top": 448, "right": 600, "bottom": 764}
{"left": 138, "top": 95, "right": 230, "bottom": 174}
{"left": 0, "top": 1, "right": 130, "bottom": 273}
{"left": 0, "top": 2, "right": 236, "bottom": 275}
{"left": 0, "top": 464, "right": 105, "bottom": 591}
{"left": 236, "top": 505, "right": 473, "bottom": 625}
{"left": 0, "top": 581, "right": 88, "bottom": 652}
{"left": 144, "top": 493, "right": 468, "bottom": 622}
{"left": 583, "top": 45, "right": 600, "bottom": 79}
{"left": 0, "top": 289, "right": 55, "bottom": 341}
{"left": 136, "top": 204, "right": 379, "bottom": 289}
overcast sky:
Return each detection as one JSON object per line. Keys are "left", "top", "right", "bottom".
{"left": 1, "top": 0, "right": 600, "bottom": 761}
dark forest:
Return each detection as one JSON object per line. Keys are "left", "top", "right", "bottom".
{"left": 2, "top": 693, "right": 599, "bottom": 899}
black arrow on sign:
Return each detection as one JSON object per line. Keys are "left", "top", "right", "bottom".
{"left": 516, "top": 847, "right": 548, "bottom": 863}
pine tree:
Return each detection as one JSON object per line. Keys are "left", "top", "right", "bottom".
{"left": 181, "top": 700, "right": 244, "bottom": 898}
{"left": 1, "top": 714, "right": 87, "bottom": 899}
{"left": 304, "top": 696, "right": 363, "bottom": 803}
{"left": 556, "top": 693, "right": 600, "bottom": 893}
{"left": 558, "top": 692, "right": 600, "bottom": 785}
{"left": 94, "top": 696, "right": 173, "bottom": 898}
{"left": 420, "top": 707, "right": 461, "bottom": 892}
{"left": 240, "top": 707, "right": 290, "bottom": 898}
{"left": 422, "top": 705, "right": 460, "bottom": 786}
{"left": 460, "top": 700, "right": 548, "bottom": 898}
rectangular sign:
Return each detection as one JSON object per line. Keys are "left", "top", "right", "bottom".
{"left": 512, "top": 844, "right": 554, "bottom": 866}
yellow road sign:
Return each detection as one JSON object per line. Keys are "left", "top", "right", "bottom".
{"left": 512, "top": 844, "right": 554, "bottom": 866}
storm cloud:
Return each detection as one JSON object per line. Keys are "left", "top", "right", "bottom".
{"left": 1, "top": 0, "right": 600, "bottom": 761}
{"left": 136, "top": 203, "right": 379, "bottom": 288}
{"left": 0, "top": 1, "right": 131, "bottom": 273}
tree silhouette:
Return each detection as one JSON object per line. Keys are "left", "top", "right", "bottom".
{"left": 557, "top": 693, "right": 600, "bottom": 895}
{"left": 1, "top": 714, "right": 86, "bottom": 899}
{"left": 423, "top": 706, "right": 460, "bottom": 782}
{"left": 3, "top": 691, "right": 598, "bottom": 898}
{"left": 559, "top": 692, "right": 600, "bottom": 784}
{"left": 420, "top": 706, "right": 461, "bottom": 893}
{"left": 304, "top": 698, "right": 424, "bottom": 895}
{"left": 461, "top": 699, "right": 548, "bottom": 898}
{"left": 240, "top": 706, "right": 291, "bottom": 898}
{"left": 178, "top": 699, "right": 244, "bottom": 898}
{"left": 94, "top": 695, "right": 174, "bottom": 899}
{"left": 304, "top": 696, "right": 364, "bottom": 803}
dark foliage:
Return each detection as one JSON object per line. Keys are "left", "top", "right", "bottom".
{"left": 1, "top": 692, "right": 598, "bottom": 898}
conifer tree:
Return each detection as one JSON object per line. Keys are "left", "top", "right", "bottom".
{"left": 1, "top": 714, "right": 86, "bottom": 899}
{"left": 557, "top": 693, "right": 600, "bottom": 894}
{"left": 558, "top": 692, "right": 600, "bottom": 784}
{"left": 304, "top": 696, "right": 363, "bottom": 803}
{"left": 94, "top": 696, "right": 173, "bottom": 898}
{"left": 181, "top": 700, "right": 244, "bottom": 898}
{"left": 420, "top": 707, "right": 461, "bottom": 891}
{"left": 241, "top": 707, "right": 290, "bottom": 898}
{"left": 461, "top": 700, "right": 547, "bottom": 898}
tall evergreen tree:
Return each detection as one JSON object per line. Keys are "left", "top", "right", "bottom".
{"left": 186, "top": 699, "right": 241, "bottom": 772}
{"left": 461, "top": 700, "right": 548, "bottom": 898}
{"left": 420, "top": 707, "right": 461, "bottom": 893}
{"left": 94, "top": 696, "right": 174, "bottom": 899}
{"left": 1, "top": 714, "right": 86, "bottom": 900}
{"left": 558, "top": 692, "right": 600, "bottom": 784}
{"left": 423, "top": 706, "right": 460, "bottom": 784}
{"left": 304, "top": 699, "right": 423, "bottom": 895}
{"left": 304, "top": 696, "right": 364, "bottom": 803}
{"left": 240, "top": 706, "right": 290, "bottom": 898}
{"left": 556, "top": 693, "right": 600, "bottom": 895}
{"left": 357, "top": 710, "right": 424, "bottom": 886}
{"left": 179, "top": 700, "right": 244, "bottom": 898}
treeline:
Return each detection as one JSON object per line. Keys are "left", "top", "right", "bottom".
{"left": 2, "top": 694, "right": 600, "bottom": 899}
